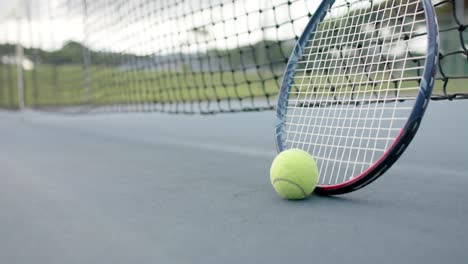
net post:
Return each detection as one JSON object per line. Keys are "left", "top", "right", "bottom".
{"left": 15, "top": 12, "right": 25, "bottom": 110}
{"left": 82, "top": 0, "right": 91, "bottom": 105}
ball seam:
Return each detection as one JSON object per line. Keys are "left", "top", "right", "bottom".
{"left": 272, "top": 178, "right": 307, "bottom": 197}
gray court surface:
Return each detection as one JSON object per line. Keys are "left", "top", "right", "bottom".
{"left": 1, "top": 101, "right": 467, "bottom": 264}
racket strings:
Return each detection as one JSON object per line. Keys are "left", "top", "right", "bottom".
{"left": 284, "top": 0, "right": 427, "bottom": 185}
{"left": 332, "top": 0, "right": 418, "bottom": 183}
{"left": 308, "top": 0, "right": 383, "bottom": 183}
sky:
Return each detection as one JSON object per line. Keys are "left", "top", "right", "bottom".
{"left": 0, "top": 0, "right": 321, "bottom": 53}
{"left": 0, "top": 0, "right": 461, "bottom": 55}
{"left": 0, "top": 0, "right": 18, "bottom": 19}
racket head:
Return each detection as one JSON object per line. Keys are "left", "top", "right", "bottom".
{"left": 275, "top": 0, "right": 439, "bottom": 195}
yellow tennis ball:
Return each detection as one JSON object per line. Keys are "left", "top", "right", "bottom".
{"left": 270, "top": 149, "right": 319, "bottom": 200}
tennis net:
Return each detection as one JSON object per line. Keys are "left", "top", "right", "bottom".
{"left": 0, "top": 0, "right": 466, "bottom": 113}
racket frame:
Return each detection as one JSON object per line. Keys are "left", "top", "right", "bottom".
{"left": 275, "top": 0, "right": 439, "bottom": 195}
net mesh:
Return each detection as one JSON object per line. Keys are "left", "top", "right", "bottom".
{"left": 0, "top": 0, "right": 466, "bottom": 113}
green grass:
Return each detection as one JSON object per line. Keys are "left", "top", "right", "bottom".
{"left": 292, "top": 72, "right": 468, "bottom": 100}
{"left": 1, "top": 64, "right": 279, "bottom": 108}
{"left": 0, "top": 63, "right": 466, "bottom": 110}
{"left": 0, "top": 65, "right": 19, "bottom": 109}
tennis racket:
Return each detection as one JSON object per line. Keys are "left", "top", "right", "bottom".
{"left": 275, "top": 0, "right": 439, "bottom": 195}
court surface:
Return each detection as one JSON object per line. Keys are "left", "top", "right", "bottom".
{"left": 1, "top": 101, "right": 467, "bottom": 264}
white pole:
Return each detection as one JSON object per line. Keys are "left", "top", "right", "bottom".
{"left": 16, "top": 13, "right": 25, "bottom": 110}
{"left": 82, "top": 0, "right": 91, "bottom": 104}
